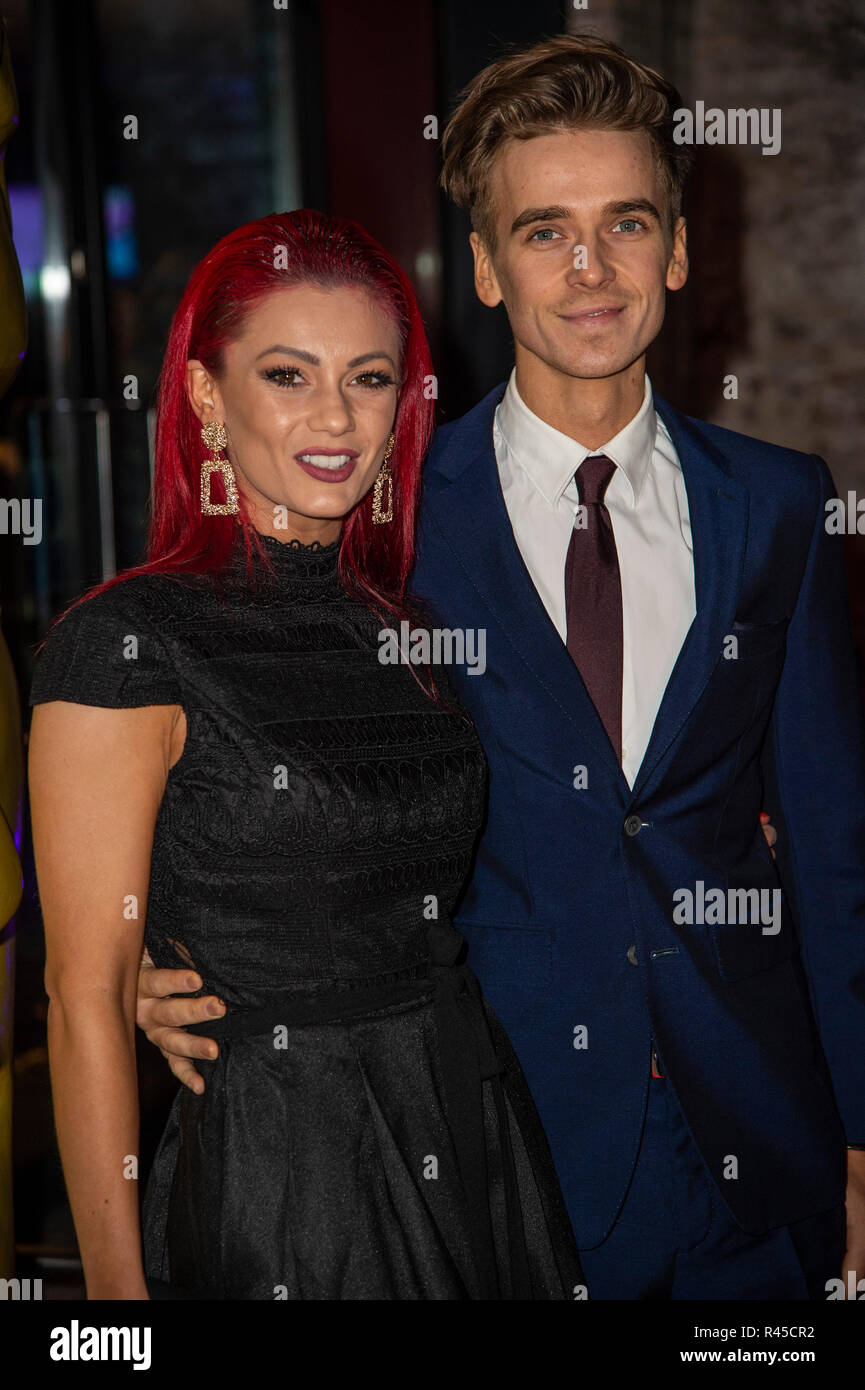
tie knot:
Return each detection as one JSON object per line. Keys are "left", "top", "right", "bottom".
{"left": 576, "top": 453, "right": 616, "bottom": 506}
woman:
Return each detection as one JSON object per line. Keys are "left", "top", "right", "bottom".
{"left": 28, "top": 209, "right": 584, "bottom": 1300}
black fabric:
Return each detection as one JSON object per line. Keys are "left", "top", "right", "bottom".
{"left": 31, "top": 526, "right": 583, "bottom": 1300}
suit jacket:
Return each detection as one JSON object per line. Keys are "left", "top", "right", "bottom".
{"left": 410, "top": 382, "right": 865, "bottom": 1248}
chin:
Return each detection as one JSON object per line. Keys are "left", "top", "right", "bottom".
{"left": 300, "top": 502, "right": 357, "bottom": 521}
{"left": 551, "top": 355, "right": 639, "bottom": 382}
{"left": 265, "top": 497, "right": 351, "bottom": 526}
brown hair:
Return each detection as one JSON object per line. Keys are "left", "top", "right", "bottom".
{"left": 441, "top": 34, "right": 693, "bottom": 250}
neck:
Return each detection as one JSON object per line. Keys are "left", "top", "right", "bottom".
{"left": 514, "top": 353, "right": 647, "bottom": 450}
{"left": 244, "top": 506, "right": 343, "bottom": 547}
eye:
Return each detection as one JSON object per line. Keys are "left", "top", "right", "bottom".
{"left": 528, "top": 227, "right": 562, "bottom": 243}
{"left": 263, "top": 364, "right": 304, "bottom": 387}
{"left": 352, "top": 370, "right": 395, "bottom": 390}
{"left": 613, "top": 219, "right": 646, "bottom": 234}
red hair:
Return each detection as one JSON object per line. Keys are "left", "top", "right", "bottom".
{"left": 40, "top": 211, "right": 455, "bottom": 706}
{"left": 148, "top": 207, "right": 433, "bottom": 606}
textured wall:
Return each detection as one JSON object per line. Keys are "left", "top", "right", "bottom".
{"left": 568, "top": 0, "right": 865, "bottom": 496}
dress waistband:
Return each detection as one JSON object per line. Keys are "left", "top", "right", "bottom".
{"left": 184, "top": 971, "right": 438, "bottom": 1040}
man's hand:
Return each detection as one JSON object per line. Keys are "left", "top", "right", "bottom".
{"left": 135, "top": 815, "right": 779, "bottom": 1097}
{"left": 843, "top": 1150, "right": 865, "bottom": 1291}
{"left": 136, "top": 948, "right": 225, "bottom": 1094}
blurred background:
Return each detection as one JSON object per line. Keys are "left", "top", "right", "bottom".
{"left": 0, "top": 0, "right": 863, "bottom": 1297}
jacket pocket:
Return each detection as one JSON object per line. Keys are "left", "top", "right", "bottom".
{"left": 453, "top": 920, "right": 553, "bottom": 993}
{"left": 728, "top": 617, "right": 789, "bottom": 660}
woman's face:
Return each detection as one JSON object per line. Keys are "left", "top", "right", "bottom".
{"left": 187, "top": 282, "right": 402, "bottom": 543}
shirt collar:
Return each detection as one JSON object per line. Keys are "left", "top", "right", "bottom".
{"left": 495, "top": 368, "right": 656, "bottom": 506}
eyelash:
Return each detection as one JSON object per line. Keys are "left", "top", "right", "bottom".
{"left": 263, "top": 365, "right": 395, "bottom": 389}
{"left": 528, "top": 219, "right": 647, "bottom": 241}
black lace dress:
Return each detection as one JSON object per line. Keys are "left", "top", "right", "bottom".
{"left": 29, "top": 527, "right": 583, "bottom": 1300}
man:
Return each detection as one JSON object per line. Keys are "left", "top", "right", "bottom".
{"left": 137, "top": 35, "right": 865, "bottom": 1298}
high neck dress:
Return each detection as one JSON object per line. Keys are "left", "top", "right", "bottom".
{"left": 29, "top": 526, "right": 583, "bottom": 1300}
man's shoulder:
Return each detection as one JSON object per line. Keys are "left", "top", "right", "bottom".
{"left": 427, "top": 382, "right": 506, "bottom": 467}
{"left": 657, "top": 397, "right": 831, "bottom": 504}
{"left": 677, "top": 410, "right": 817, "bottom": 468}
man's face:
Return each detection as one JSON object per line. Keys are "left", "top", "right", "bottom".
{"left": 471, "top": 127, "right": 688, "bottom": 385}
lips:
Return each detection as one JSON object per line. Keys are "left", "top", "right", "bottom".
{"left": 296, "top": 452, "right": 357, "bottom": 470}
{"left": 560, "top": 305, "right": 625, "bottom": 323}
{"left": 294, "top": 449, "right": 360, "bottom": 484}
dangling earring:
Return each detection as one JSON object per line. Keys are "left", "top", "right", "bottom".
{"left": 372, "top": 432, "right": 395, "bottom": 525}
{"left": 200, "top": 420, "right": 239, "bottom": 515}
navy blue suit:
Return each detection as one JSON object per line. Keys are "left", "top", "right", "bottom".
{"left": 410, "top": 382, "right": 865, "bottom": 1262}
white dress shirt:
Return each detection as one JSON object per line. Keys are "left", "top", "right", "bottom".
{"left": 493, "top": 370, "right": 696, "bottom": 788}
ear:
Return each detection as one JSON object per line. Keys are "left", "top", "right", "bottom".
{"left": 470, "top": 232, "right": 504, "bottom": 309}
{"left": 666, "top": 216, "right": 689, "bottom": 292}
{"left": 186, "top": 360, "right": 223, "bottom": 425}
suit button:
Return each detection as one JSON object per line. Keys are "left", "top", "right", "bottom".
{"left": 626, "top": 944, "right": 638, "bottom": 966}
{"left": 624, "top": 814, "right": 643, "bottom": 837}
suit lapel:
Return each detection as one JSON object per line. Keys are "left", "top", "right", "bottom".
{"left": 423, "top": 387, "right": 629, "bottom": 792}
{"left": 422, "top": 386, "right": 749, "bottom": 803}
{"left": 630, "top": 395, "right": 749, "bottom": 798}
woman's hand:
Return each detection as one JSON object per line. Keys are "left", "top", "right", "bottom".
{"left": 137, "top": 947, "right": 224, "bottom": 1094}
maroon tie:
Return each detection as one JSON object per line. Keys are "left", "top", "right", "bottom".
{"left": 565, "top": 454, "right": 623, "bottom": 762}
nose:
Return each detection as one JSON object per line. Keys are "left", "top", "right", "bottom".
{"left": 564, "top": 233, "right": 615, "bottom": 292}
{"left": 306, "top": 380, "right": 354, "bottom": 434}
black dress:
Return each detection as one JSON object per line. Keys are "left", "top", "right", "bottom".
{"left": 30, "top": 528, "right": 583, "bottom": 1300}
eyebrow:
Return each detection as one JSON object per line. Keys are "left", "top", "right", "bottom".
{"left": 254, "top": 345, "right": 397, "bottom": 368}
{"left": 510, "top": 198, "right": 662, "bottom": 234}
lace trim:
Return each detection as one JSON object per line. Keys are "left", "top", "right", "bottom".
{"left": 225, "top": 528, "right": 342, "bottom": 584}
{"left": 257, "top": 532, "right": 341, "bottom": 556}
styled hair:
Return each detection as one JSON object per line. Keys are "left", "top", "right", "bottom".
{"left": 441, "top": 33, "right": 693, "bottom": 249}
{"left": 41, "top": 210, "right": 452, "bottom": 703}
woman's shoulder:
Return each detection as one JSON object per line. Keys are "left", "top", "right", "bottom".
{"left": 35, "top": 569, "right": 194, "bottom": 645}
{"left": 29, "top": 572, "right": 188, "bottom": 710}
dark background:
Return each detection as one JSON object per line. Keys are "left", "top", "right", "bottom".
{"left": 1, "top": 0, "right": 862, "bottom": 1295}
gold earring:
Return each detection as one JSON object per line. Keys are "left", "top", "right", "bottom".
{"left": 372, "top": 432, "right": 395, "bottom": 525}
{"left": 200, "top": 420, "right": 239, "bottom": 515}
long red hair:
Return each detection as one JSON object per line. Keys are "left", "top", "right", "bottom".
{"left": 40, "top": 210, "right": 451, "bottom": 702}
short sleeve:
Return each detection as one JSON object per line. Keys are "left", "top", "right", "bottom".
{"left": 29, "top": 581, "right": 182, "bottom": 709}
